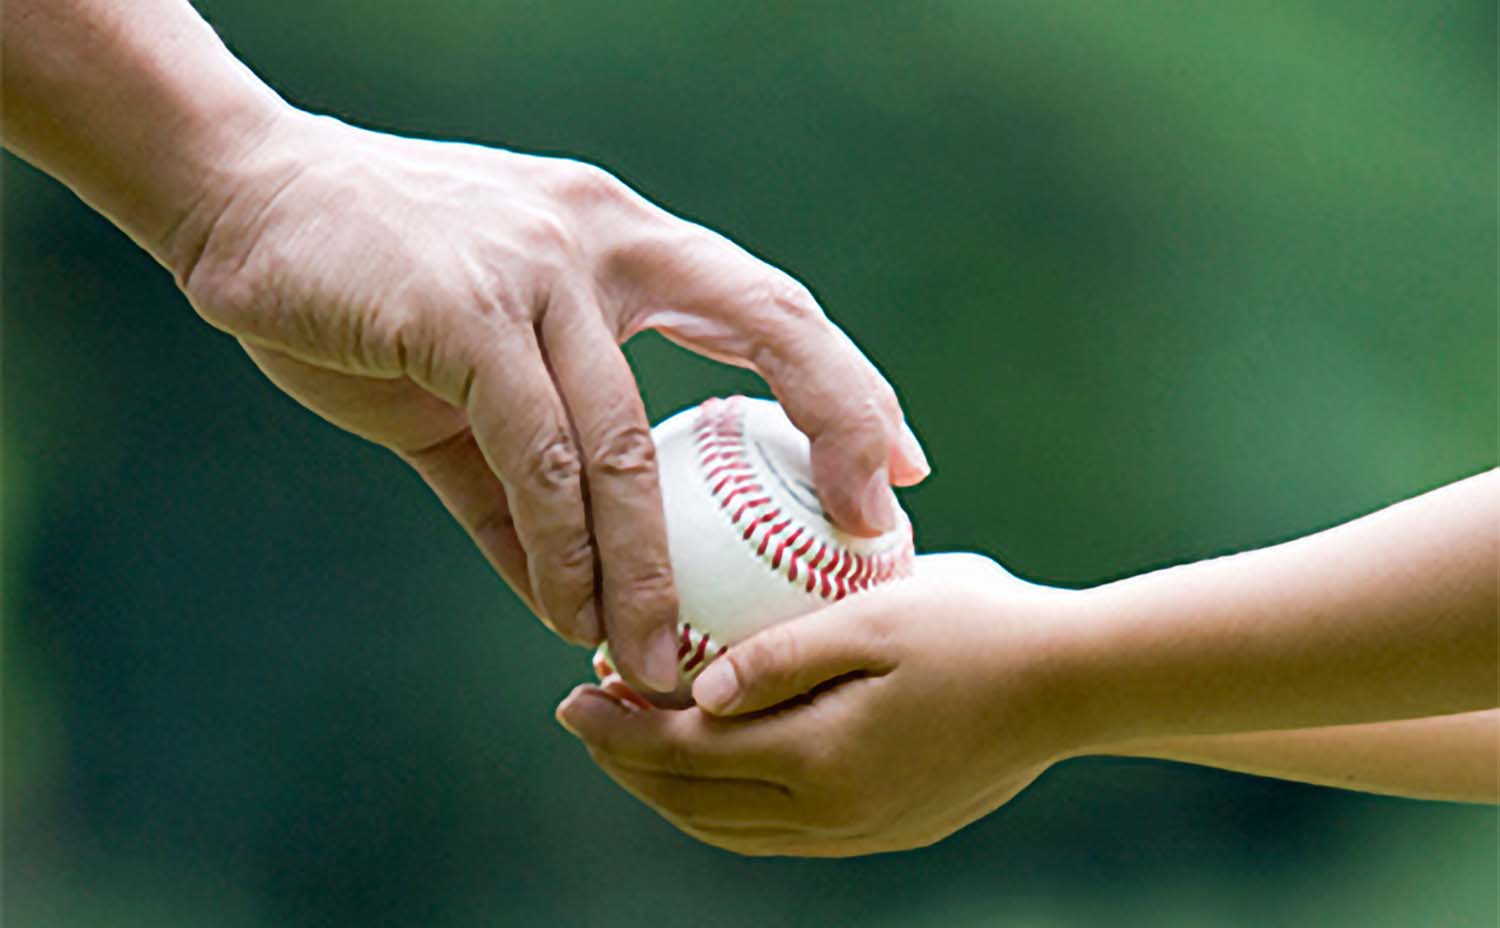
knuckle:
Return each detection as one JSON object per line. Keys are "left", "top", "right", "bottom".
{"left": 522, "top": 432, "right": 584, "bottom": 493}
{"left": 756, "top": 625, "right": 804, "bottom": 682}
{"left": 727, "top": 639, "right": 788, "bottom": 707}
{"left": 835, "top": 396, "right": 895, "bottom": 471}
{"left": 756, "top": 275, "right": 823, "bottom": 323}
{"left": 549, "top": 535, "right": 596, "bottom": 577}
{"left": 553, "top": 160, "right": 629, "bottom": 210}
{"left": 530, "top": 541, "right": 594, "bottom": 623}
{"left": 873, "top": 379, "right": 902, "bottom": 424}
{"left": 849, "top": 393, "right": 893, "bottom": 438}
{"left": 588, "top": 423, "right": 658, "bottom": 481}
{"left": 520, "top": 208, "right": 576, "bottom": 258}
{"left": 616, "top": 560, "right": 678, "bottom": 619}
{"left": 450, "top": 248, "right": 530, "bottom": 325}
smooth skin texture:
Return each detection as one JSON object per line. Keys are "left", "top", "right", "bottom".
{"left": 1, "top": 0, "right": 929, "bottom": 695}
{"left": 557, "top": 470, "right": 1499, "bottom": 856}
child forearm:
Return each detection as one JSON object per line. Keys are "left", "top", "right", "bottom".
{"left": 1058, "top": 469, "right": 1498, "bottom": 746}
{"left": 1110, "top": 709, "right": 1499, "bottom": 803}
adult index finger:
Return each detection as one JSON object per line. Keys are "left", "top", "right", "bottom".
{"left": 541, "top": 289, "right": 681, "bottom": 695}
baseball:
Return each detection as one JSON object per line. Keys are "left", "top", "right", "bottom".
{"left": 596, "top": 395, "right": 915, "bottom": 706}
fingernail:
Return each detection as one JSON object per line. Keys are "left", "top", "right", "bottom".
{"left": 693, "top": 659, "right": 739, "bottom": 714}
{"left": 591, "top": 644, "right": 614, "bottom": 680}
{"left": 574, "top": 600, "right": 601, "bottom": 645}
{"left": 603, "top": 677, "right": 651, "bottom": 712}
{"left": 642, "top": 625, "right": 682, "bottom": 693}
{"left": 858, "top": 466, "right": 897, "bottom": 533}
{"left": 555, "top": 704, "right": 580, "bottom": 738}
{"left": 898, "top": 421, "right": 931, "bottom": 479}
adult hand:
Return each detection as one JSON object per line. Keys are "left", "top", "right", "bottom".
{"left": 163, "top": 108, "right": 930, "bottom": 695}
{"left": 555, "top": 554, "right": 1086, "bottom": 856}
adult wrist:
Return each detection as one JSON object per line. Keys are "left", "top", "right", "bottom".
{"left": 151, "top": 94, "right": 307, "bottom": 283}
{"left": 107, "top": 10, "right": 295, "bottom": 265}
{"left": 2, "top": 0, "right": 296, "bottom": 266}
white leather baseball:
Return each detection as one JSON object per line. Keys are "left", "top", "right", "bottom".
{"left": 596, "top": 395, "right": 915, "bottom": 704}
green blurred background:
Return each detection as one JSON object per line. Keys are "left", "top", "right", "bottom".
{"left": 4, "top": 2, "right": 1496, "bottom": 925}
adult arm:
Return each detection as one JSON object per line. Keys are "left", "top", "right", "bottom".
{"left": 2, "top": 0, "right": 929, "bottom": 696}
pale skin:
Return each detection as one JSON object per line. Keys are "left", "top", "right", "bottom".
{"left": 1, "top": 0, "right": 929, "bottom": 696}
{"left": 557, "top": 469, "right": 1499, "bottom": 856}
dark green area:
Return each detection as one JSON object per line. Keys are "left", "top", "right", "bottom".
{"left": 5, "top": 3, "right": 1495, "bottom": 926}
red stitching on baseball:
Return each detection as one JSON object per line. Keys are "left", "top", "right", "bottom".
{"left": 741, "top": 508, "right": 778, "bottom": 541}
{"left": 710, "top": 472, "right": 755, "bottom": 494}
{"left": 807, "top": 543, "right": 828, "bottom": 569}
{"left": 757, "top": 519, "right": 790, "bottom": 556}
{"left": 733, "top": 496, "right": 770, "bottom": 518}
{"left": 855, "top": 553, "right": 874, "bottom": 590}
{"left": 720, "top": 483, "right": 762, "bottom": 505}
{"left": 833, "top": 551, "right": 856, "bottom": 600}
{"left": 673, "top": 395, "right": 915, "bottom": 679}
{"left": 819, "top": 551, "right": 838, "bottom": 598}
{"left": 770, "top": 524, "right": 800, "bottom": 567}
{"left": 683, "top": 634, "right": 711, "bottom": 673}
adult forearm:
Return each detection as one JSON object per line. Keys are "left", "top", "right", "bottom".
{"left": 1, "top": 0, "right": 285, "bottom": 263}
{"left": 1111, "top": 710, "right": 1499, "bottom": 803}
{"left": 1059, "top": 470, "right": 1498, "bottom": 745}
